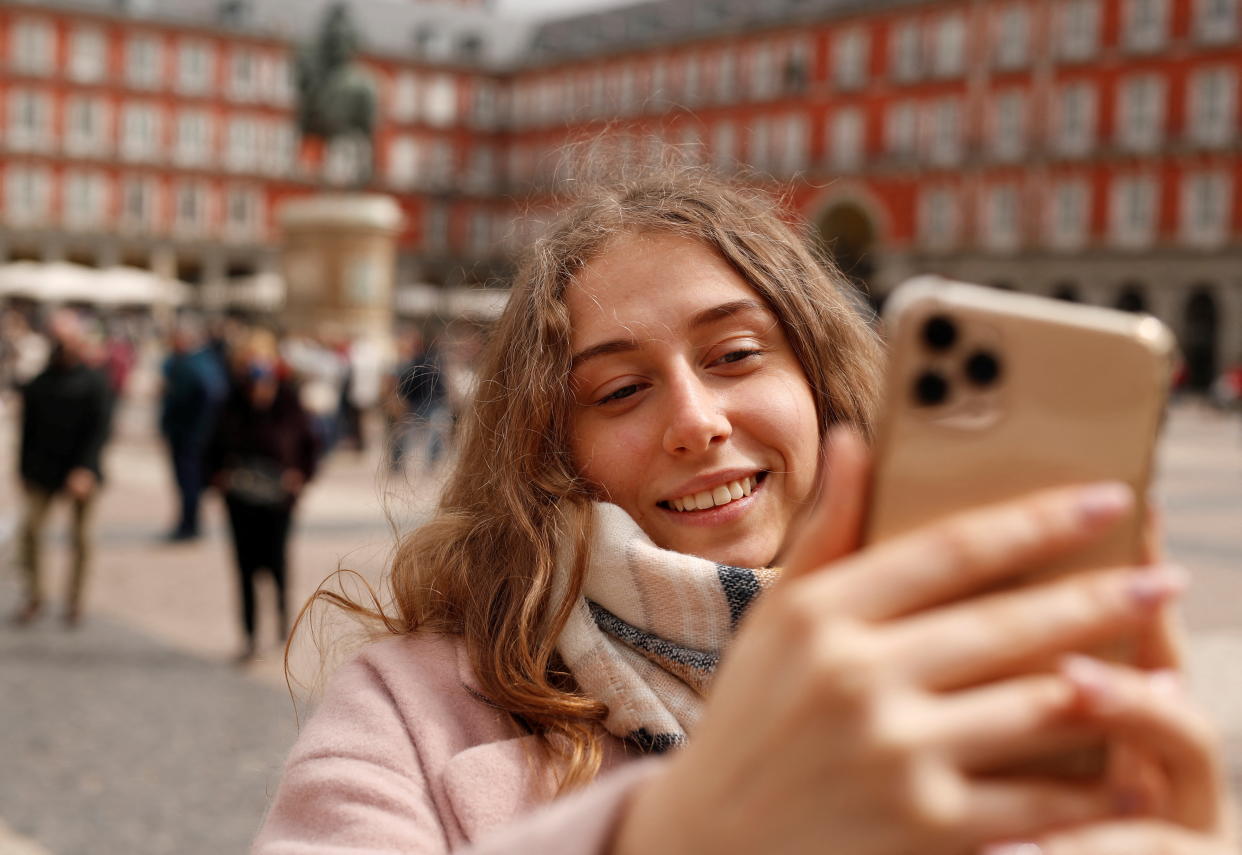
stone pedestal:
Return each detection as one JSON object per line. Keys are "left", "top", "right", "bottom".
{"left": 278, "top": 194, "right": 402, "bottom": 343}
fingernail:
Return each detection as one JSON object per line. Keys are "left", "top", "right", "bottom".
{"left": 1061, "top": 654, "right": 1119, "bottom": 712}
{"left": 981, "top": 844, "right": 1043, "bottom": 855}
{"left": 1128, "top": 564, "right": 1189, "bottom": 608}
{"left": 1148, "top": 668, "right": 1184, "bottom": 697}
{"left": 1077, "top": 482, "right": 1132, "bottom": 523}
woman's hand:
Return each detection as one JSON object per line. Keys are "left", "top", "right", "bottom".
{"left": 982, "top": 657, "right": 1237, "bottom": 855}
{"left": 613, "top": 429, "right": 1194, "bottom": 855}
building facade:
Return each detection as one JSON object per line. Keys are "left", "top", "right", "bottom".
{"left": 1, "top": 0, "right": 1239, "bottom": 384}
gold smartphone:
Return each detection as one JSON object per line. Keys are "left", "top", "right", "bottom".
{"left": 864, "top": 277, "right": 1175, "bottom": 771}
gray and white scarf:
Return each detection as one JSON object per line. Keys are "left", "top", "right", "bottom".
{"left": 555, "top": 503, "right": 779, "bottom": 753}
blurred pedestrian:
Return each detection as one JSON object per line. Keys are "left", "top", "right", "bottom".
{"left": 283, "top": 328, "right": 348, "bottom": 460}
{"left": 385, "top": 326, "right": 447, "bottom": 472}
{"left": 12, "top": 308, "right": 111, "bottom": 627}
{"left": 336, "top": 335, "right": 383, "bottom": 453}
{"left": 206, "top": 336, "right": 318, "bottom": 662}
{"left": 159, "top": 315, "right": 228, "bottom": 542}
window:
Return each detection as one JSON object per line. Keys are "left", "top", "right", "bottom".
{"left": 5, "top": 164, "right": 52, "bottom": 225}
{"left": 1122, "top": 0, "right": 1168, "bottom": 52}
{"left": 889, "top": 19, "right": 922, "bottom": 82}
{"left": 982, "top": 184, "right": 1022, "bottom": 251}
{"left": 993, "top": 5, "right": 1030, "bottom": 70}
{"left": 775, "top": 114, "right": 809, "bottom": 174}
{"left": 1194, "top": 0, "right": 1238, "bottom": 42}
{"left": 918, "top": 186, "right": 959, "bottom": 249}
{"left": 121, "top": 103, "right": 163, "bottom": 162}
{"left": 390, "top": 71, "right": 418, "bottom": 122}
{"left": 424, "top": 202, "right": 448, "bottom": 252}
{"left": 63, "top": 170, "right": 109, "bottom": 229}
{"left": 178, "top": 41, "right": 215, "bottom": 95}
{"left": 11, "top": 18, "right": 54, "bottom": 76}
{"left": 930, "top": 13, "right": 966, "bottom": 78}
{"left": 712, "top": 120, "right": 737, "bottom": 170}
{"left": 748, "top": 117, "right": 772, "bottom": 172}
{"left": 926, "top": 98, "right": 963, "bottom": 165}
{"left": 885, "top": 101, "right": 918, "bottom": 158}
{"left": 1187, "top": 67, "right": 1237, "bottom": 147}
{"left": 1180, "top": 171, "right": 1231, "bottom": 246}
{"left": 469, "top": 209, "right": 491, "bottom": 256}
{"left": 261, "top": 54, "right": 291, "bottom": 106}
{"left": 120, "top": 175, "right": 158, "bottom": 232}
{"left": 750, "top": 43, "right": 779, "bottom": 100}
{"left": 1056, "top": 0, "right": 1100, "bottom": 61}
{"left": 684, "top": 54, "right": 703, "bottom": 104}
{"left": 229, "top": 48, "right": 257, "bottom": 101}
{"left": 387, "top": 136, "right": 419, "bottom": 189}
{"left": 65, "top": 96, "right": 110, "bottom": 157}
{"left": 1117, "top": 74, "right": 1166, "bottom": 152}
{"left": 224, "top": 186, "right": 263, "bottom": 241}
{"left": 226, "top": 116, "right": 261, "bottom": 172}
{"left": 424, "top": 74, "right": 456, "bottom": 126}
{"left": 69, "top": 27, "right": 106, "bottom": 83}
{"left": 1045, "top": 178, "right": 1091, "bottom": 249}
{"left": 716, "top": 49, "right": 737, "bottom": 103}
{"left": 174, "top": 180, "right": 210, "bottom": 235}
{"left": 784, "top": 37, "right": 811, "bottom": 94}
{"left": 1053, "top": 82, "right": 1097, "bottom": 155}
{"left": 472, "top": 79, "right": 496, "bottom": 129}
{"left": 174, "top": 110, "right": 212, "bottom": 167}
{"left": 7, "top": 89, "right": 52, "bottom": 151}
{"left": 833, "top": 28, "right": 869, "bottom": 91}
{"left": 829, "top": 108, "right": 865, "bottom": 171}
{"left": 263, "top": 122, "right": 295, "bottom": 177}
{"left": 990, "top": 91, "right": 1027, "bottom": 160}
{"left": 1109, "top": 174, "right": 1158, "bottom": 248}
{"left": 126, "top": 34, "right": 163, "bottom": 90}
{"left": 467, "top": 144, "right": 495, "bottom": 191}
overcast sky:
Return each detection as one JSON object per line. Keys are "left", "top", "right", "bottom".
{"left": 492, "top": 0, "right": 638, "bottom": 19}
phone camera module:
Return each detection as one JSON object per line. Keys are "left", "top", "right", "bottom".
{"left": 965, "top": 351, "right": 1001, "bottom": 386}
{"left": 922, "top": 315, "right": 958, "bottom": 352}
{"left": 913, "top": 370, "right": 950, "bottom": 407}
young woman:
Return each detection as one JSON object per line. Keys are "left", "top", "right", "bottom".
{"left": 255, "top": 171, "right": 1234, "bottom": 854}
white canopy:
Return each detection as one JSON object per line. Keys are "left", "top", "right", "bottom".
{"left": 0, "top": 261, "right": 189, "bottom": 306}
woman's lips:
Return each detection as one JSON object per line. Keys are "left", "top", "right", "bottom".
{"left": 658, "top": 472, "right": 768, "bottom": 524}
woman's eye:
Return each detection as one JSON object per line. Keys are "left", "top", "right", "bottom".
{"left": 596, "top": 384, "right": 642, "bottom": 405}
{"left": 716, "top": 349, "right": 762, "bottom": 365}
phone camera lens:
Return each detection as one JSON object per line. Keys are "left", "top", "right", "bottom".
{"left": 922, "top": 315, "right": 957, "bottom": 351}
{"left": 965, "top": 351, "right": 1001, "bottom": 386}
{"left": 913, "top": 371, "right": 950, "bottom": 406}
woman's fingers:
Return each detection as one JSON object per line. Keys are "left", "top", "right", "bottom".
{"left": 884, "top": 564, "right": 1187, "bottom": 690}
{"left": 985, "top": 821, "right": 1231, "bottom": 855}
{"left": 814, "top": 481, "right": 1134, "bottom": 621}
{"left": 780, "top": 426, "right": 870, "bottom": 579}
{"left": 1062, "top": 656, "right": 1229, "bottom": 834}
{"left": 923, "top": 675, "right": 1104, "bottom": 771}
{"left": 964, "top": 778, "right": 1118, "bottom": 844}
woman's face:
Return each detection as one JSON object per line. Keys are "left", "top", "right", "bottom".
{"left": 568, "top": 231, "right": 820, "bottom": 568}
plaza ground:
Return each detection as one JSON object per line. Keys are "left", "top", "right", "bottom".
{"left": 1, "top": 392, "right": 1240, "bottom": 854}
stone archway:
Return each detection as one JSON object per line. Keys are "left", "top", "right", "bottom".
{"left": 1115, "top": 283, "right": 1147, "bottom": 313}
{"left": 1184, "top": 287, "right": 1219, "bottom": 391}
{"left": 816, "top": 202, "right": 877, "bottom": 309}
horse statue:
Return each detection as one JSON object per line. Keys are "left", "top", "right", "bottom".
{"left": 295, "top": 3, "right": 377, "bottom": 185}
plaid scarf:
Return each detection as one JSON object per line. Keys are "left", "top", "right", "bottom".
{"left": 555, "top": 503, "right": 779, "bottom": 754}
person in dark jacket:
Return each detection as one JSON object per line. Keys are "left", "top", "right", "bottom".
{"left": 13, "top": 309, "right": 112, "bottom": 627}
{"left": 206, "top": 340, "right": 318, "bottom": 663}
{"left": 159, "top": 316, "right": 228, "bottom": 541}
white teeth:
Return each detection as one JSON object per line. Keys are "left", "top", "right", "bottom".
{"left": 667, "top": 475, "right": 760, "bottom": 512}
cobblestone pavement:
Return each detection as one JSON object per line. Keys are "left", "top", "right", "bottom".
{"left": 0, "top": 392, "right": 1240, "bottom": 854}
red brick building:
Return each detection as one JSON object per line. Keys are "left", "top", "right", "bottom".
{"left": 1, "top": 0, "right": 1239, "bottom": 383}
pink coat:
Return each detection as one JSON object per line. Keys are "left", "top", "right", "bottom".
{"left": 253, "top": 633, "right": 662, "bottom": 854}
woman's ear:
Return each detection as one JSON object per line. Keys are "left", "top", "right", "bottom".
{"left": 778, "top": 426, "right": 871, "bottom": 580}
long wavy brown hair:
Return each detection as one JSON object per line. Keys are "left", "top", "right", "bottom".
{"left": 295, "top": 165, "right": 883, "bottom": 790}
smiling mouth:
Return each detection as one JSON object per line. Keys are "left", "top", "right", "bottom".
{"left": 658, "top": 471, "right": 768, "bottom": 513}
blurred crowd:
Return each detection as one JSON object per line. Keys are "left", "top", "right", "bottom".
{"left": 1, "top": 303, "right": 481, "bottom": 661}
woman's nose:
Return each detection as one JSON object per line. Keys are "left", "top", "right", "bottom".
{"left": 662, "top": 372, "right": 731, "bottom": 455}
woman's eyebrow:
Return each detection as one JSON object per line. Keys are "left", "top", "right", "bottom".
{"left": 571, "top": 299, "right": 770, "bottom": 369}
